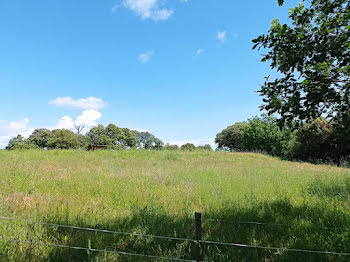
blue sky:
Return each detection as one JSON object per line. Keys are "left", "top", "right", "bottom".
{"left": 0, "top": 0, "right": 299, "bottom": 148}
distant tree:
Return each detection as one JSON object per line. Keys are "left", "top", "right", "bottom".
{"left": 47, "top": 129, "right": 80, "bottom": 149}
{"left": 74, "top": 123, "right": 85, "bottom": 135}
{"left": 181, "top": 143, "right": 196, "bottom": 151}
{"left": 215, "top": 122, "right": 248, "bottom": 151}
{"left": 197, "top": 144, "right": 212, "bottom": 151}
{"left": 121, "top": 128, "right": 137, "bottom": 149}
{"left": 6, "top": 135, "right": 38, "bottom": 150}
{"left": 28, "top": 128, "right": 52, "bottom": 148}
{"left": 105, "top": 124, "right": 125, "bottom": 149}
{"left": 135, "top": 131, "right": 164, "bottom": 150}
{"left": 163, "top": 144, "right": 179, "bottom": 150}
{"left": 241, "top": 115, "right": 292, "bottom": 155}
{"left": 253, "top": 0, "right": 350, "bottom": 129}
{"left": 86, "top": 125, "right": 112, "bottom": 146}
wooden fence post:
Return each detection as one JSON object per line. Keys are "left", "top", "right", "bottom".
{"left": 195, "top": 212, "right": 203, "bottom": 262}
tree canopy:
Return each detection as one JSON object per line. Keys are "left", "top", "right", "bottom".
{"left": 253, "top": 0, "right": 350, "bottom": 128}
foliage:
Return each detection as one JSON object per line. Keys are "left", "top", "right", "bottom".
{"left": 197, "top": 144, "right": 213, "bottom": 151}
{"left": 5, "top": 135, "right": 39, "bottom": 150}
{"left": 163, "top": 144, "right": 179, "bottom": 150}
{"left": 135, "top": 131, "right": 163, "bottom": 150}
{"left": 215, "top": 122, "right": 248, "bottom": 151}
{"left": 180, "top": 143, "right": 196, "bottom": 151}
{"left": 47, "top": 129, "right": 80, "bottom": 149}
{"left": 253, "top": 0, "right": 350, "bottom": 129}
{"left": 86, "top": 125, "right": 112, "bottom": 147}
{"left": 286, "top": 118, "right": 335, "bottom": 161}
{"left": 241, "top": 115, "right": 292, "bottom": 156}
{"left": 28, "top": 128, "right": 52, "bottom": 149}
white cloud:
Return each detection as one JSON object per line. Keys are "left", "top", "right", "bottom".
{"left": 217, "top": 30, "right": 227, "bottom": 43}
{"left": 49, "top": 97, "right": 106, "bottom": 110}
{"left": 196, "top": 49, "right": 205, "bottom": 55}
{"left": 138, "top": 50, "right": 154, "bottom": 63}
{"left": 117, "top": 0, "right": 173, "bottom": 21}
{"left": 55, "top": 116, "right": 75, "bottom": 130}
{"left": 55, "top": 110, "right": 102, "bottom": 131}
{"left": 0, "top": 118, "right": 35, "bottom": 148}
{"left": 75, "top": 110, "right": 102, "bottom": 127}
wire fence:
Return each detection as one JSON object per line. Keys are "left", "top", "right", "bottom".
{"left": 0, "top": 236, "right": 196, "bottom": 262}
{"left": 1, "top": 214, "right": 350, "bottom": 261}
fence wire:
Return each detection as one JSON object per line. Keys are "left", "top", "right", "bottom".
{"left": 1, "top": 216, "right": 350, "bottom": 257}
{"left": 0, "top": 216, "right": 194, "bottom": 243}
{"left": 0, "top": 236, "right": 196, "bottom": 262}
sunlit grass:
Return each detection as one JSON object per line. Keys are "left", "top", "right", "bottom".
{"left": 0, "top": 150, "right": 350, "bottom": 261}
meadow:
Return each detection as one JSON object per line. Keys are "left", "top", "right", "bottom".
{"left": 1, "top": 150, "right": 350, "bottom": 261}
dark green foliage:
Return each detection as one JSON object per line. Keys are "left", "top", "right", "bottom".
{"left": 47, "top": 129, "right": 80, "bottom": 149}
{"left": 242, "top": 115, "right": 292, "bottom": 156}
{"left": 86, "top": 125, "right": 112, "bottom": 147}
{"left": 6, "top": 135, "right": 39, "bottom": 150}
{"left": 180, "top": 143, "right": 196, "bottom": 151}
{"left": 28, "top": 128, "right": 52, "bottom": 149}
{"left": 197, "top": 144, "right": 212, "bottom": 151}
{"left": 286, "top": 118, "right": 335, "bottom": 161}
{"left": 215, "top": 122, "right": 248, "bottom": 151}
{"left": 253, "top": 0, "right": 350, "bottom": 129}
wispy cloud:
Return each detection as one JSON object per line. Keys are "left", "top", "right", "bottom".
{"left": 196, "top": 49, "right": 205, "bottom": 56}
{"left": 49, "top": 96, "right": 106, "bottom": 110}
{"left": 115, "top": 0, "right": 173, "bottom": 21}
{"left": 138, "top": 50, "right": 154, "bottom": 63}
{"left": 217, "top": 30, "right": 227, "bottom": 43}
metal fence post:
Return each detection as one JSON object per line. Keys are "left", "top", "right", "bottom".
{"left": 195, "top": 212, "right": 203, "bottom": 262}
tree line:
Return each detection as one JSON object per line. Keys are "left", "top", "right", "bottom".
{"left": 216, "top": 0, "right": 348, "bottom": 166}
{"left": 5, "top": 124, "right": 212, "bottom": 151}
{"left": 215, "top": 115, "right": 350, "bottom": 165}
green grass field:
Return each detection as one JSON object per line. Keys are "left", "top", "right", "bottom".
{"left": 1, "top": 150, "right": 350, "bottom": 261}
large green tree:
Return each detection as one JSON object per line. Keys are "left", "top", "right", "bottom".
{"left": 253, "top": 0, "right": 350, "bottom": 127}
{"left": 6, "top": 135, "right": 39, "bottom": 150}
{"left": 135, "top": 131, "right": 163, "bottom": 150}
{"left": 47, "top": 129, "right": 80, "bottom": 149}
{"left": 28, "top": 128, "right": 52, "bottom": 148}
{"left": 215, "top": 122, "right": 248, "bottom": 151}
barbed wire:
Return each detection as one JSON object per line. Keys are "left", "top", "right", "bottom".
{"left": 0, "top": 236, "right": 196, "bottom": 262}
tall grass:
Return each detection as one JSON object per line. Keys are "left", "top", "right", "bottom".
{"left": 0, "top": 150, "right": 350, "bottom": 261}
